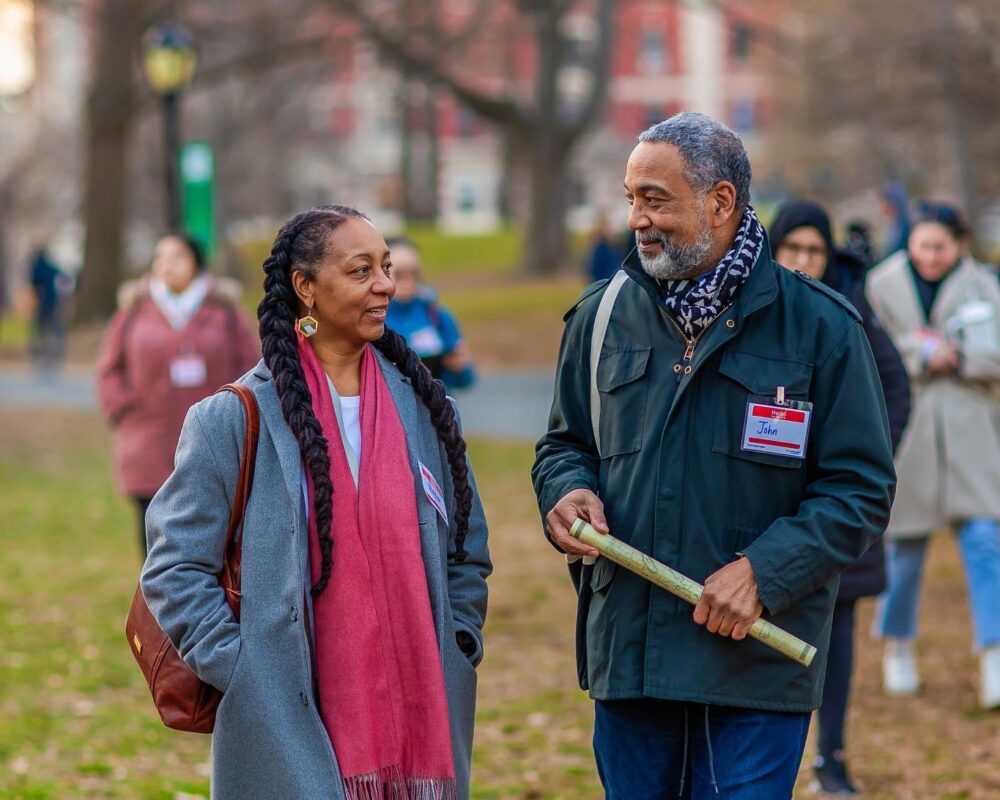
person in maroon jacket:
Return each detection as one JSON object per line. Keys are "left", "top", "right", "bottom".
{"left": 97, "top": 233, "right": 260, "bottom": 555}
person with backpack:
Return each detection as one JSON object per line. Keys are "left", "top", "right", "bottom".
{"left": 384, "top": 236, "right": 475, "bottom": 390}
{"left": 96, "top": 233, "right": 259, "bottom": 555}
{"left": 532, "top": 114, "right": 896, "bottom": 799}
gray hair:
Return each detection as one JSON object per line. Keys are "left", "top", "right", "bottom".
{"left": 638, "top": 112, "right": 752, "bottom": 210}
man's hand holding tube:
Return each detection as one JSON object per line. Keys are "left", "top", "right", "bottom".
{"left": 546, "top": 488, "right": 608, "bottom": 558}
{"left": 551, "top": 489, "right": 765, "bottom": 643}
{"left": 693, "top": 557, "right": 764, "bottom": 641}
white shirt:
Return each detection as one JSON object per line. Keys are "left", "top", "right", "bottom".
{"left": 339, "top": 395, "right": 362, "bottom": 463}
{"left": 149, "top": 274, "right": 211, "bottom": 330}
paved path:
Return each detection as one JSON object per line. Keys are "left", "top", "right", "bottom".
{"left": 0, "top": 365, "right": 555, "bottom": 442}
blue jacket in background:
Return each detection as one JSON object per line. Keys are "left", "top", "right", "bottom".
{"left": 387, "top": 289, "right": 475, "bottom": 390}
{"left": 588, "top": 237, "right": 625, "bottom": 283}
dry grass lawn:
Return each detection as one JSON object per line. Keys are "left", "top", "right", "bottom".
{"left": 1, "top": 411, "right": 998, "bottom": 798}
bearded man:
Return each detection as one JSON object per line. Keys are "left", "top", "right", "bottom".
{"left": 532, "top": 113, "right": 896, "bottom": 799}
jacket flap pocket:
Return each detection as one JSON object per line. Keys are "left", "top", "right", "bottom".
{"left": 589, "top": 556, "right": 618, "bottom": 593}
{"left": 719, "top": 351, "right": 813, "bottom": 395}
{"left": 597, "top": 347, "right": 652, "bottom": 393}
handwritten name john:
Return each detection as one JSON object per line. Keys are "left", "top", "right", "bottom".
{"left": 756, "top": 420, "right": 779, "bottom": 436}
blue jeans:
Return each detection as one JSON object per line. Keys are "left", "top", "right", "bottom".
{"left": 593, "top": 699, "right": 810, "bottom": 799}
{"left": 875, "top": 518, "right": 1000, "bottom": 649}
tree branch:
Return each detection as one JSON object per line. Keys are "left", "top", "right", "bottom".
{"left": 564, "top": 0, "right": 616, "bottom": 144}
{"left": 328, "top": 0, "right": 527, "bottom": 128}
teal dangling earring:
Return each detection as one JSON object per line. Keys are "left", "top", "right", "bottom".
{"left": 297, "top": 301, "right": 319, "bottom": 337}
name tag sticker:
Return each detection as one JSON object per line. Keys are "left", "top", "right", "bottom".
{"left": 418, "top": 461, "right": 449, "bottom": 526}
{"left": 169, "top": 354, "right": 207, "bottom": 388}
{"left": 741, "top": 393, "right": 813, "bottom": 460}
{"left": 409, "top": 325, "right": 445, "bottom": 356}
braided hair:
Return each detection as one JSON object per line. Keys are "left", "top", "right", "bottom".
{"left": 257, "top": 206, "right": 473, "bottom": 596}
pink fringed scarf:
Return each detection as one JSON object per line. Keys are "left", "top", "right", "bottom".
{"left": 298, "top": 337, "right": 456, "bottom": 800}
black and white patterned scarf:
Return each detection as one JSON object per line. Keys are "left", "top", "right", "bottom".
{"left": 660, "top": 206, "right": 765, "bottom": 339}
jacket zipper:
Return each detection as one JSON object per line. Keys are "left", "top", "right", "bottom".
{"left": 661, "top": 305, "right": 732, "bottom": 382}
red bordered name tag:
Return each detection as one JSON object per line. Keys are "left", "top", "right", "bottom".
{"left": 741, "top": 393, "right": 813, "bottom": 460}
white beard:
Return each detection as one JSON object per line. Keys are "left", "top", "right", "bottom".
{"left": 636, "top": 225, "right": 714, "bottom": 281}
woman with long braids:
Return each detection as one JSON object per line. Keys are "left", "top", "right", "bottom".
{"left": 141, "top": 206, "right": 491, "bottom": 800}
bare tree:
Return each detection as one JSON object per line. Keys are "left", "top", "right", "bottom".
{"left": 768, "top": 0, "right": 1000, "bottom": 235}
{"left": 330, "top": 0, "right": 617, "bottom": 275}
{"left": 74, "top": 0, "right": 147, "bottom": 323}
{"left": 72, "top": 0, "right": 344, "bottom": 320}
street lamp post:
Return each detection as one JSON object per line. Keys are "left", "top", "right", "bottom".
{"left": 143, "top": 25, "right": 197, "bottom": 231}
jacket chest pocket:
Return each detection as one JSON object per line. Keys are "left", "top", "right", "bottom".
{"left": 596, "top": 347, "right": 651, "bottom": 458}
{"left": 711, "top": 351, "right": 814, "bottom": 469}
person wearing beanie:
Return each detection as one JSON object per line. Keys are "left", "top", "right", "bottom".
{"left": 771, "top": 200, "right": 912, "bottom": 796}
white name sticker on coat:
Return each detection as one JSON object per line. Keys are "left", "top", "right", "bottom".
{"left": 418, "top": 461, "right": 449, "bottom": 525}
{"left": 741, "top": 400, "right": 811, "bottom": 459}
{"left": 409, "top": 326, "right": 444, "bottom": 357}
{"left": 169, "top": 354, "right": 207, "bottom": 388}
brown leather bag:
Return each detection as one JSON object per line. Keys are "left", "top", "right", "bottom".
{"left": 125, "top": 383, "right": 260, "bottom": 733}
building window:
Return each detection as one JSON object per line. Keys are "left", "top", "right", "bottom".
{"left": 732, "top": 23, "right": 753, "bottom": 62}
{"left": 731, "top": 99, "right": 756, "bottom": 133}
{"left": 636, "top": 29, "right": 669, "bottom": 74}
{"left": 457, "top": 106, "right": 477, "bottom": 138}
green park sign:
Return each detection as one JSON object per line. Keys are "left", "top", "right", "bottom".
{"left": 180, "top": 141, "right": 215, "bottom": 257}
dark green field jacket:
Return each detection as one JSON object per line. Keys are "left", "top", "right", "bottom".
{"left": 532, "top": 247, "right": 896, "bottom": 711}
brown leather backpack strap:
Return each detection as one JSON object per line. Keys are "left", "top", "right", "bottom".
{"left": 216, "top": 383, "right": 260, "bottom": 608}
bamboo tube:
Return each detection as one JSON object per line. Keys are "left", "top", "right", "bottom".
{"left": 569, "top": 519, "right": 816, "bottom": 667}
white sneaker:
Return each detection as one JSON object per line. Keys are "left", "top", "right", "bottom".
{"left": 981, "top": 644, "right": 1000, "bottom": 709}
{"left": 883, "top": 638, "right": 919, "bottom": 695}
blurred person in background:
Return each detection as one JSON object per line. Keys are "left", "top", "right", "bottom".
{"left": 27, "top": 245, "right": 72, "bottom": 369}
{"left": 866, "top": 202, "right": 1000, "bottom": 711}
{"left": 586, "top": 214, "right": 626, "bottom": 283}
{"left": 844, "top": 221, "right": 875, "bottom": 270}
{"left": 385, "top": 236, "right": 475, "bottom": 390}
{"left": 879, "top": 181, "right": 912, "bottom": 260}
{"left": 141, "top": 206, "right": 490, "bottom": 799}
{"left": 97, "top": 233, "right": 259, "bottom": 556}
{"left": 771, "top": 200, "right": 911, "bottom": 796}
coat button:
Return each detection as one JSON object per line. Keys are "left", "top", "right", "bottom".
{"left": 683, "top": 366, "right": 692, "bottom": 375}
{"left": 726, "top": 319, "right": 736, "bottom": 329}
{"left": 299, "top": 691, "right": 309, "bottom": 707}
{"left": 290, "top": 606, "right": 299, "bottom": 622}
{"left": 673, "top": 364, "right": 682, "bottom": 374}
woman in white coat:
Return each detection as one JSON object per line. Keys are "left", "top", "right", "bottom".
{"left": 866, "top": 202, "right": 1000, "bottom": 709}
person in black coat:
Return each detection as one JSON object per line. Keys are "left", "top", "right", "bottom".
{"left": 771, "top": 200, "right": 911, "bottom": 796}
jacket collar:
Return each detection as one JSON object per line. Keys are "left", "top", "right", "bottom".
{"left": 622, "top": 235, "right": 779, "bottom": 325}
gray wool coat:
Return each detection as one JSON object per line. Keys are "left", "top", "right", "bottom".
{"left": 141, "top": 353, "right": 491, "bottom": 800}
